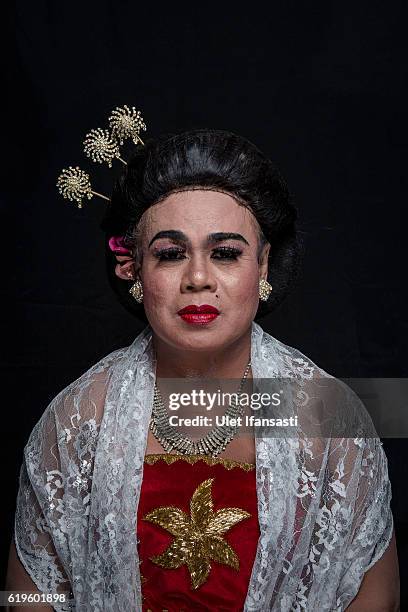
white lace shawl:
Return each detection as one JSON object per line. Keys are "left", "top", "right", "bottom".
{"left": 13, "top": 322, "right": 393, "bottom": 611}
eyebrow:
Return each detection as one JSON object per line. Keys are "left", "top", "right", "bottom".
{"left": 148, "top": 230, "right": 249, "bottom": 248}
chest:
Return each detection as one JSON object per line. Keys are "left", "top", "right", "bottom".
{"left": 145, "top": 429, "right": 256, "bottom": 464}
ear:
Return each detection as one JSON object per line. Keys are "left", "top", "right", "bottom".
{"left": 258, "top": 242, "right": 270, "bottom": 280}
{"left": 114, "top": 255, "right": 136, "bottom": 280}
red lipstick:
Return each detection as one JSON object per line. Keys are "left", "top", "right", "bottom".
{"left": 177, "top": 304, "right": 220, "bottom": 325}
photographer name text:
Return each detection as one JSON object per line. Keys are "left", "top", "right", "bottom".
{"left": 168, "top": 415, "right": 298, "bottom": 427}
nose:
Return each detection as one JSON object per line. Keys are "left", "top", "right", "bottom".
{"left": 180, "top": 254, "right": 217, "bottom": 294}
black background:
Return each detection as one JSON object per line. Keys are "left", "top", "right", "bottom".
{"left": 3, "top": 1, "right": 407, "bottom": 606}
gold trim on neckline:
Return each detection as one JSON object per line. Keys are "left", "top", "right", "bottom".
{"left": 144, "top": 452, "right": 255, "bottom": 472}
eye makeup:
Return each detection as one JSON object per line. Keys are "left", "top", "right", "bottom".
{"left": 152, "top": 244, "right": 244, "bottom": 262}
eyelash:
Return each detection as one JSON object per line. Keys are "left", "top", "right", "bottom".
{"left": 153, "top": 246, "right": 243, "bottom": 262}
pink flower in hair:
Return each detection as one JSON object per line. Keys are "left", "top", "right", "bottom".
{"left": 108, "top": 235, "right": 131, "bottom": 255}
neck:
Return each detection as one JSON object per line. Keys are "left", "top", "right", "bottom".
{"left": 153, "top": 325, "right": 252, "bottom": 379}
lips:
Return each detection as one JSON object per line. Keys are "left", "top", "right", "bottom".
{"left": 177, "top": 304, "right": 220, "bottom": 325}
{"left": 177, "top": 304, "right": 220, "bottom": 315}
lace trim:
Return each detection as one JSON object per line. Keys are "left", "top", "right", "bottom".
{"left": 365, "top": 513, "right": 394, "bottom": 573}
{"left": 144, "top": 452, "right": 255, "bottom": 472}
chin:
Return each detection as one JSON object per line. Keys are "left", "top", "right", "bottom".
{"left": 170, "top": 331, "right": 226, "bottom": 353}
{"left": 166, "top": 324, "right": 251, "bottom": 354}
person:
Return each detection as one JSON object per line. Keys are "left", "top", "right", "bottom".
{"left": 6, "top": 129, "right": 399, "bottom": 611}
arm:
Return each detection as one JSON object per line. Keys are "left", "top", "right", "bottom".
{"left": 345, "top": 531, "right": 400, "bottom": 612}
{"left": 5, "top": 540, "right": 53, "bottom": 612}
{"left": 10, "top": 358, "right": 113, "bottom": 611}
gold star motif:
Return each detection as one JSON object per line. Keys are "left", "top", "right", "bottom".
{"left": 142, "top": 478, "right": 251, "bottom": 589}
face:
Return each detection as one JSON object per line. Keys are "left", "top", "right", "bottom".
{"left": 121, "top": 190, "right": 270, "bottom": 353}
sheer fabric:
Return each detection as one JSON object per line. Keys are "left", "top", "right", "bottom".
{"left": 13, "top": 322, "right": 393, "bottom": 611}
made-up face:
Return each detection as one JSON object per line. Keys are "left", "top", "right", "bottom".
{"left": 120, "top": 189, "right": 270, "bottom": 354}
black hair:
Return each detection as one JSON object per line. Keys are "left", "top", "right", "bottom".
{"left": 100, "top": 129, "right": 303, "bottom": 322}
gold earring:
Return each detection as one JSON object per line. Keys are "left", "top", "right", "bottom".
{"left": 259, "top": 279, "right": 272, "bottom": 301}
{"left": 129, "top": 279, "right": 143, "bottom": 303}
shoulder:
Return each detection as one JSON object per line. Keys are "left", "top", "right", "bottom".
{"left": 252, "top": 321, "right": 330, "bottom": 379}
{"left": 253, "top": 322, "right": 379, "bottom": 439}
{"left": 24, "top": 344, "right": 132, "bottom": 466}
{"left": 24, "top": 326, "right": 154, "bottom": 465}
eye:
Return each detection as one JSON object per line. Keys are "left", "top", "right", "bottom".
{"left": 154, "top": 247, "right": 186, "bottom": 261}
{"left": 211, "top": 246, "right": 242, "bottom": 260}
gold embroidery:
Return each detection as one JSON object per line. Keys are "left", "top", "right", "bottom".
{"left": 143, "top": 477, "right": 251, "bottom": 589}
{"left": 144, "top": 452, "right": 255, "bottom": 472}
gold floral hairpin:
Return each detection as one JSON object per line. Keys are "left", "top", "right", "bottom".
{"left": 109, "top": 105, "right": 146, "bottom": 146}
{"left": 56, "top": 166, "right": 110, "bottom": 209}
{"left": 57, "top": 105, "right": 146, "bottom": 208}
{"left": 83, "top": 128, "right": 125, "bottom": 167}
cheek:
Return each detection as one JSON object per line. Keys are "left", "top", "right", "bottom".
{"left": 230, "top": 280, "right": 259, "bottom": 317}
{"left": 232, "top": 273, "right": 258, "bottom": 295}
{"left": 141, "top": 268, "right": 177, "bottom": 311}
{"left": 213, "top": 267, "right": 259, "bottom": 326}
{"left": 222, "top": 263, "right": 259, "bottom": 300}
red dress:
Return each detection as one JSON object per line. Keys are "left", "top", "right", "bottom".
{"left": 137, "top": 453, "right": 260, "bottom": 612}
